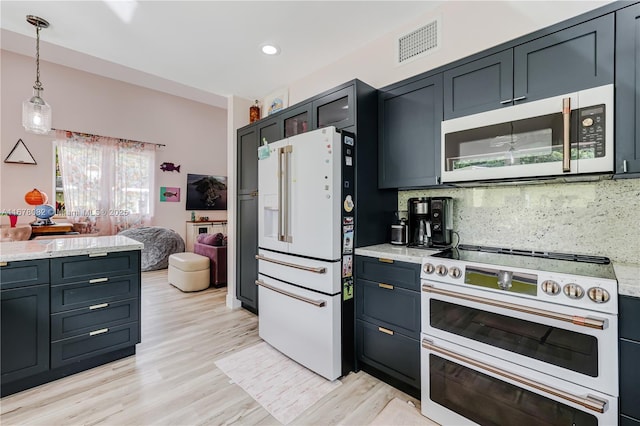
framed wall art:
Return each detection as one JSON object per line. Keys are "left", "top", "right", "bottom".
{"left": 186, "top": 174, "right": 227, "bottom": 210}
{"left": 160, "top": 187, "right": 180, "bottom": 202}
{"left": 263, "top": 88, "right": 289, "bottom": 116}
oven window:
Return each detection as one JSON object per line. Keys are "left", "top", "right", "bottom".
{"left": 430, "top": 300, "right": 598, "bottom": 377}
{"left": 430, "top": 355, "right": 597, "bottom": 426}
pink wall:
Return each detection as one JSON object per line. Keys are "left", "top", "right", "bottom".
{"left": 0, "top": 50, "right": 227, "bottom": 241}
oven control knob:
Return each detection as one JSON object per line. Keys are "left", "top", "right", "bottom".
{"left": 449, "top": 266, "right": 462, "bottom": 279}
{"left": 435, "top": 265, "right": 448, "bottom": 276}
{"left": 423, "top": 263, "right": 435, "bottom": 274}
{"left": 541, "top": 280, "right": 560, "bottom": 295}
{"left": 587, "top": 287, "right": 610, "bottom": 303}
{"left": 563, "top": 283, "right": 584, "bottom": 299}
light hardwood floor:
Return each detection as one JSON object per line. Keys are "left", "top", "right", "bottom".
{"left": 0, "top": 269, "right": 421, "bottom": 425}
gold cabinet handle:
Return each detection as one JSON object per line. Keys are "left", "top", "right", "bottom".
{"left": 378, "top": 258, "right": 394, "bottom": 264}
{"left": 89, "top": 303, "right": 109, "bottom": 310}
{"left": 89, "top": 328, "right": 109, "bottom": 336}
{"left": 88, "top": 252, "right": 108, "bottom": 257}
{"left": 378, "top": 283, "right": 394, "bottom": 290}
{"left": 0, "top": 262, "right": 7, "bottom": 267}
{"left": 378, "top": 327, "right": 394, "bottom": 336}
{"left": 89, "top": 277, "right": 109, "bottom": 284}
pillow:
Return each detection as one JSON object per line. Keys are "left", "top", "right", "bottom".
{"left": 198, "top": 233, "right": 224, "bottom": 246}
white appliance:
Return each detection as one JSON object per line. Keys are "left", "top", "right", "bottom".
{"left": 441, "top": 84, "right": 614, "bottom": 183}
{"left": 257, "top": 126, "right": 355, "bottom": 381}
{"left": 420, "top": 245, "right": 619, "bottom": 425}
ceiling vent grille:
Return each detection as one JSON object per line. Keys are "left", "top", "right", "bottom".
{"left": 397, "top": 19, "right": 440, "bottom": 64}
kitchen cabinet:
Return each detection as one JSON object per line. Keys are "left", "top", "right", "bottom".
{"left": 615, "top": 3, "right": 640, "bottom": 175}
{"left": 282, "top": 103, "right": 311, "bottom": 138}
{"left": 0, "top": 250, "right": 141, "bottom": 397}
{"left": 257, "top": 117, "right": 282, "bottom": 145}
{"left": 355, "top": 255, "right": 421, "bottom": 397}
{"left": 312, "top": 85, "right": 355, "bottom": 130}
{"left": 1, "top": 260, "right": 50, "bottom": 385}
{"left": 443, "top": 14, "right": 614, "bottom": 120}
{"left": 236, "top": 125, "right": 260, "bottom": 313}
{"left": 620, "top": 295, "right": 640, "bottom": 424}
{"left": 378, "top": 74, "right": 443, "bottom": 189}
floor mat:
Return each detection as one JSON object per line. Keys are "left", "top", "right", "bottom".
{"left": 215, "top": 341, "right": 342, "bottom": 424}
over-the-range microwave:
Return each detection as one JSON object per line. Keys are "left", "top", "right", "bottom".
{"left": 441, "top": 84, "right": 614, "bottom": 183}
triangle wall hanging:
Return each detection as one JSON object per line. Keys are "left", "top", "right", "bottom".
{"left": 4, "top": 139, "right": 37, "bottom": 165}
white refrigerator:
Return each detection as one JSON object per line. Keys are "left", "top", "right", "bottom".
{"left": 257, "top": 126, "right": 354, "bottom": 381}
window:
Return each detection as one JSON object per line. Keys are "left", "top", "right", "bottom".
{"left": 54, "top": 130, "right": 156, "bottom": 235}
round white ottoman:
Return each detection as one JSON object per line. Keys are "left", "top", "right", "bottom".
{"left": 168, "top": 252, "right": 210, "bottom": 292}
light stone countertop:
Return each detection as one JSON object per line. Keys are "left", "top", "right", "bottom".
{"left": 354, "top": 243, "right": 441, "bottom": 264}
{"left": 355, "top": 244, "right": 640, "bottom": 298}
{"left": 0, "top": 235, "right": 143, "bottom": 262}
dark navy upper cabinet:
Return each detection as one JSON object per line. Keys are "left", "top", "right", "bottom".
{"left": 513, "top": 14, "right": 614, "bottom": 103}
{"left": 257, "top": 117, "right": 282, "bottom": 145}
{"left": 443, "top": 13, "right": 614, "bottom": 122}
{"left": 615, "top": 3, "right": 640, "bottom": 175}
{"left": 282, "top": 103, "right": 311, "bottom": 138}
{"left": 312, "top": 86, "right": 355, "bottom": 130}
{"left": 443, "top": 49, "right": 513, "bottom": 120}
{"left": 237, "top": 126, "right": 258, "bottom": 196}
{"left": 378, "top": 74, "right": 443, "bottom": 189}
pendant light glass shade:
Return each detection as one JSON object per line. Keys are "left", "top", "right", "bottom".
{"left": 22, "top": 15, "right": 52, "bottom": 135}
{"left": 23, "top": 90, "right": 52, "bottom": 134}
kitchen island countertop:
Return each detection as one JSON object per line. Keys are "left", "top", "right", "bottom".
{"left": 0, "top": 235, "right": 143, "bottom": 262}
{"left": 355, "top": 244, "right": 640, "bottom": 298}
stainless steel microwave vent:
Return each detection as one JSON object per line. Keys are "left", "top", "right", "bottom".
{"left": 397, "top": 19, "right": 440, "bottom": 64}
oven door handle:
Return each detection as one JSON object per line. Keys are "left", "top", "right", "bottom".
{"left": 422, "top": 338, "right": 607, "bottom": 414}
{"left": 422, "top": 284, "right": 606, "bottom": 330}
{"left": 255, "top": 279, "right": 326, "bottom": 307}
{"left": 562, "top": 97, "right": 571, "bottom": 172}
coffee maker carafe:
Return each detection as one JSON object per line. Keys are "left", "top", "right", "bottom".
{"left": 407, "top": 197, "right": 431, "bottom": 247}
{"left": 407, "top": 197, "right": 453, "bottom": 248}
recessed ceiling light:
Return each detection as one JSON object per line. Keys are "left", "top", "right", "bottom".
{"left": 261, "top": 44, "right": 280, "bottom": 55}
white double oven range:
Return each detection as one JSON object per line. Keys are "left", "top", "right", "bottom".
{"left": 420, "top": 245, "right": 618, "bottom": 426}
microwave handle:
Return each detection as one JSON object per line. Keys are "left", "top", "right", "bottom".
{"left": 562, "top": 98, "right": 571, "bottom": 172}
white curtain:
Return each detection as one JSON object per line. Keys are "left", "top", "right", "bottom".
{"left": 56, "top": 130, "right": 156, "bottom": 235}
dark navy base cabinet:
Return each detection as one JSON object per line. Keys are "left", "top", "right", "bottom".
{"left": 620, "top": 295, "right": 640, "bottom": 425}
{"left": 0, "top": 251, "right": 141, "bottom": 397}
{"left": 355, "top": 256, "right": 421, "bottom": 397}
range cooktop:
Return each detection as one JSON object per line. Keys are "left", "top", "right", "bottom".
{"left": 431, "top": 244, "right": 616, "bottom": 281}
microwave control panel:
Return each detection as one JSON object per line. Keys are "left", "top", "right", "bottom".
{"left": 578, "top": 104, "right": 605, "bottom": 157}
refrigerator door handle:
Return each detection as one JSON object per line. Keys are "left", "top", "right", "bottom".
{"left": 255, "top": 254, "right": 327, "bottom": 274}
{"left": 278, "top": 147, "right": 285, "bottom": 242}
{"left": 284, "top": 146, "right": 293, "bottom": 243}
{"left": 255, "top": 279, "right": 326, "bottom": 307}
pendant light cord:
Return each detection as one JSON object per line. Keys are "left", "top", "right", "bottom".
{"left": 34, "top": 23, "right": 42, "bottom": 92}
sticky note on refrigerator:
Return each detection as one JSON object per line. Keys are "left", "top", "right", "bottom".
{"left": 258, "top": 145, "right": 270, "bottom": 160}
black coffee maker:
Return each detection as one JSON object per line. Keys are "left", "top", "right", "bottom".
{"left": 407, "top": 197, "right": 453, "bottom": 248}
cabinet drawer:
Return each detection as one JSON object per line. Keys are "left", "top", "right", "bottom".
{"left": 621, "top": 415, "right": 640, "bottom": 426}
{"left": 51, "top": 251, "right": 140, "bottom": 284}
{"left": 51, "top": 298, "right": 139, "bottom": 341}
{"left": 356, "top": 278, "right": 420, "bottom": 339}
{"left": 0, "top": 259, "right": 49, "bottom": 290}
{"left": 51, "top": 322, "right": 139, "bottom": 369}
{"left": 51, "top": 275, "right": 138, "bottom": 313}
{"left": 356, "top": 319, "right": 420, "bottom": 389}
{"left": 355, "top": 256, "right": 420, "bottom": 291}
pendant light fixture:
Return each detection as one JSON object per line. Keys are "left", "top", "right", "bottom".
{"left": 22, "top": 15, "right": 52, "bottom": 135}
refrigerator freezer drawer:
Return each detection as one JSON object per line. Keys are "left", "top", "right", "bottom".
{"left": 257, "top": 249, "right": 341, "bottom": 294}
{"left": 257, "top": 274, "right": 341, "bottom": 381}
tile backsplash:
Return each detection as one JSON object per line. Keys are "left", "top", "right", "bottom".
{"left": 400, "top": 178, "right": 640, "bottom": 264}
